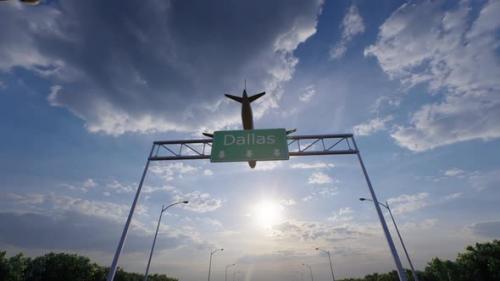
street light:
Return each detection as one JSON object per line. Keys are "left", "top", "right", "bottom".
{"left": 315, "top": 248, "right": 336, "bottom": 281}
{"left": 225, "top": 263, "right": 236, "bottom": 281}
{"left": 360, "top": 198, "right": 420, "bottom": 281}
{"left": 144, "top": 200, "right": 188, "bottom": 281}
{"left": 208, "top": 248, "right": 224, "bottom": 281}
{"left": 302, "top": 263, "right": 314, "bottom": 281}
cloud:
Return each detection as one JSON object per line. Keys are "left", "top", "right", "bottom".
{"left": 173, "top": 191, "right": 222, "bottom": 213}
{"left": 254, "top": 161, "right": 283, "bottom": 171}
{"left": 105, "top": 179, "right": 134, "bottom": 194}
{"left": 328, "top": 207, "right": 353, "bottom": 223}
{"left": 150, "top": 163, "right": 198, "bottom": 182}
{"left": 353, "top": 115, "right": 393, "bottom": 136}
{"left": 469, "top": 221, "right": 500, "bottom": 238}
{"left": 203, "top": 169, "right": 214, "bottom": 176}
{"left": 0, "top": 211, "right": 195, "bottom": 253}
{"left": 443, "top": 192, "right": 462, "bottom": 201}
{"left": 468, "top": 169, "right": 500, "bottom": 191}
{"left": 444, "top": 168, "right": 465, "bottom": 177}
{"left": 271, "top": 219, "right": 375, "bottom": 242}
{"left": 0, "top": 0, "right": 323, "bottom": 135}
{"left": 387, "top": 192, "right": 429, "bottom": 214}
{"left": 365, "top": 0, "right": 500, "bottom": 151}
{"left": 308, "top": 171, "right": 333, "bottom": 184}
{"left": 330, "top": 5, "right": 365, "bottom": 59}
{"left": 401, "top": 218, "right": 438, "bottom": 231}
{"left": 290, "top": 162, "right": 334, "bottom": 169}
{"left": 142, "top": 185, "right": 175, "bottom": 194}
{"left": 299, "top": 85, "right": 316, "bottom": 102}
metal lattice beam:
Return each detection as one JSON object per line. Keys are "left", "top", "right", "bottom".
{"left": 149, "top": 133, "right": 357, "bottom": 161}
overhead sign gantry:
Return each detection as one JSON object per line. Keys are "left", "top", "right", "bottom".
{"left": 106, "top": 89, "right": 409, "bottom": 281}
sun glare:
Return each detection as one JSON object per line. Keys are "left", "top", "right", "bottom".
{"left": 253, "top": 200, "right": 284, "bottom": 229}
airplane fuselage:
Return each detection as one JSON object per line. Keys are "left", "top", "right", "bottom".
{"left": 241, "top": 95, "right": 254, "bottom": 130}
{"left": 224, "top": 90, "right": 265, "bottom": 169}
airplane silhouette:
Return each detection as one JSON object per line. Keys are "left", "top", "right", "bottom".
{"left": 204, "top": 89, "right": 296, "bottom": 169}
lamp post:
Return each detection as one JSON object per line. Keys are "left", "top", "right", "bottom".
{"left": 225, "top": 263, "right": 236, "bottom": 281}
{"left": 352, "top": 137, "right": 407, "bottom": 281}
{"left": 360, "top": 198, "right": 420, "bottom": 281}
{"left": 315, "top": 248, "right": 336, "bottom": 281}
{"left": 144, "top": 200, "right": 189, "bottom": 281}
{"left": 208, "top": 248, "right": 224, "bottom": 281}
{"left": 302, "top": 263, "right": 314, "bottom": 281}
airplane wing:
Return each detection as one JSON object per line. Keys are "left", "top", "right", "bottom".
{"left": 248, "top": 92, "right": 265, "bottom": 103}
{"left": 225, "top": 94, "right": 243, "bottom": 103}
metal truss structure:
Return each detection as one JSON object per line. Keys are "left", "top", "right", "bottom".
{"left": 107, "top": 133, "right": 409, "bottom": 281}
{"left": 149, "top": 133, "right": 357, "bottom": 161}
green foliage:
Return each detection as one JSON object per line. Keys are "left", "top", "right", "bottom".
{"left": 2, "top": 240, "right": 500, "bottom": 281}
{"left": 0, "top": 251, "right": 177, "bottom": 281}
{"left": 336, "top": 240, "right": 500, "bottom": 281}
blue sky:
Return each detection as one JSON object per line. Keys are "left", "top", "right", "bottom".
{"left": 1, "top": 0, "right": 500, "bottom": 280}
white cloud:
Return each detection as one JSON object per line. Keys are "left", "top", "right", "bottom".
{"left": 328, "top": 207, "right": 354, "bottom": 223}
{"left": 468, "top": 169, "right": 500, "bottom": 191}
{"left": 353, "top": 115, "right": 393, "bottom": 136}
{"left": 142, "top": 185, "right": 175, "bottom": 194}
{"left": 7, "top": 193, "right": 131, "bottom": 223}
{"left": 387, "top": 192, "right": 429, "bottom": 214}
{"left": 308, "top": 171, "right": 333, "bottom": 184}
{"left": 60, "top": 178, "right": 98, "bottom": 193}
{"left": 401, "top": 218, "right": 438, "bottom": 231}
{"left": 173, "top": 191, "right": 222, "bottom": 213}
{"left": 106, "top": 180, "right": 134, "bottom": 194}
{"left": 83, "top": 178, "right": 96, "bottom": 189}
{"left": 150, "top": 163, "right": 198, "bottom": 182}
{"left": 444, "top": 192, "right": 462, "bottom": 201}
{"left": 0, "top": 1, "right": 323, "bottom": 136}
{"left": 6, "top": 193, "right": 45, "bottom": 205}
{"left": 330, "top": 5, "right": 365, "bottom": 59}
{"left": 290, "top": 162, "right": 334, "bottom": 169}
{"left": 254, "top": 161, "right": 283, "bottom": 171}
{"left": 366, "top": 0, "right": 500, "bottom": 151}
{"left": 299, "top": 85, "right": 316, "bottom": 102}
{"left": 316, "top": 186, "right": 339, "bottom": 197}
{"left": 272, "top": 219, "right": 376, "bottom": 242}
{"left": 203, "top": 169, "right": 214, "bottom": 176}
{"left": 302, "top": 195, "right": 314, "bottom": 202}
{"left": 444, "top": 168, "right": 465, "bottom": 177}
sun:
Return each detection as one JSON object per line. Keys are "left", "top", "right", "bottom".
{"left": 252, "top": 200, "right": 284, "bottom": 229}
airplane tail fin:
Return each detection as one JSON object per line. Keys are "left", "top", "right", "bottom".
{"left": 225, "top": 94, "right": 243, "bottom": 103}
{"left": 248, "top": 92, "right": 265, "bottom": 103}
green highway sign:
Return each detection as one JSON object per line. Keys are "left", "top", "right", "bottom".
{"left": 210, "top": 128, "right": 289, "bottom": 162}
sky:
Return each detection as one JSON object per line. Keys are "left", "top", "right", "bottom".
{"left": 1, "top": 0, "right": 500, "bottom": 280}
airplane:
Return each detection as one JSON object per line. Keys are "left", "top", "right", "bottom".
{"left": 203, "top": 89, "right": 296, "bottom": 169}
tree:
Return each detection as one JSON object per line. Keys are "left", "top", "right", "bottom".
{"left": 455, "top": 240, "right": 500, "bottom": 281}
{"left": 0, "top": 251, "right": 30, "bottom": 281}
{"left": 24, "top": 253, "right": 98, "bottom": 281}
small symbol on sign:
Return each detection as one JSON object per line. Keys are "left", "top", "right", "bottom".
{"left": 246, "top": 150, "right": 253, "bottom": 158}
{"left": 273, "top": 149, "right": 280, "bottom": 157}
{"left": 219, "top": 151, "right": 225, "bottom": 159}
